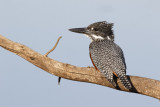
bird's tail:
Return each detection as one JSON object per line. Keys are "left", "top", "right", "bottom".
{"left": 108, "top": 79, "right": 117, "bottom": 88}
{"left": 119, "top": 75, "right": 132, "bottom": 89}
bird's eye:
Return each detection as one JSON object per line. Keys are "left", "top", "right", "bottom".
{"left": 91, "top": 27, "right": 94, "bottom": 30}
{"left": 91, "top": 27, "right": 98, "bottom": 31}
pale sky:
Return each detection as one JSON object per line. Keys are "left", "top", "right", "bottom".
{"left": 0, "top": 0, "right": 160, "bottom": 107}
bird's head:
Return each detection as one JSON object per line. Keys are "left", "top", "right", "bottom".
{"left": 69, "top": 21, "right": 114, "bottom": 41}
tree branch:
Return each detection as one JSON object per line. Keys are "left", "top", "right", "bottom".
{"left": 0, "top": 34, "right": 160, "bottom": 99}
{"left": 44, "top": 36, "right": 62, "bottom": 57}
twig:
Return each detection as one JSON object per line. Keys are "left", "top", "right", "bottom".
{"left": 44, "top": 36, "right": 62, "bottom": 57}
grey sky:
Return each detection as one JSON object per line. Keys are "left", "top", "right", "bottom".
{"left": 0, "top": 0, "right": 160, "bottom": 107}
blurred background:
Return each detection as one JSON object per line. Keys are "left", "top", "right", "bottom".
{"left": 0, "top": 0, "right": 160, "bottom": 107}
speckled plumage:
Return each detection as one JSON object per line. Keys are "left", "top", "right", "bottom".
{"left": 89, "top": 39, "right": 131, "bottom": 89}
{"left": 69, "top": 21, "right": 132, "bottom": 89}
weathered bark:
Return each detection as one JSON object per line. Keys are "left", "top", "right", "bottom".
{"left": 0, "top": 34, "right": 160, "bottom": 99}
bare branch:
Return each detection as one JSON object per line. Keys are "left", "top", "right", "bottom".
{"left": 0, "top": 34, "right": 160, "bottom": 99}
{"left": 44, "top": 36, "right": 62, "bottom": 57}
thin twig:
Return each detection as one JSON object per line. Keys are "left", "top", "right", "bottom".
{"left": 44, "top": 36, "right": 62, "bottom": 57}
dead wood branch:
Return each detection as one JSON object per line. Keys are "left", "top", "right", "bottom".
{"left": 0, "top": 34, "right": 160, "bottom": 99}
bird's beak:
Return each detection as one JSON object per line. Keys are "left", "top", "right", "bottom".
{"left": 69, "top": 27, "right": 88, "bottom": 34}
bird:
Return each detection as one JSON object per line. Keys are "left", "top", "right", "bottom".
{"left": 69, "top": 21, "right": 132, "bottom": 90}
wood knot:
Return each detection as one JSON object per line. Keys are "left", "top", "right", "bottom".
{"left": 30, "top": 57, "right": 35, "bottom": 60}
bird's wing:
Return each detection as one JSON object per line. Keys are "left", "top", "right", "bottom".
{"left": 89, "top": 40, "right": 126, "bottom": 74}
{"left": 89, "top": 40, "right": 131, "bottom": 89}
